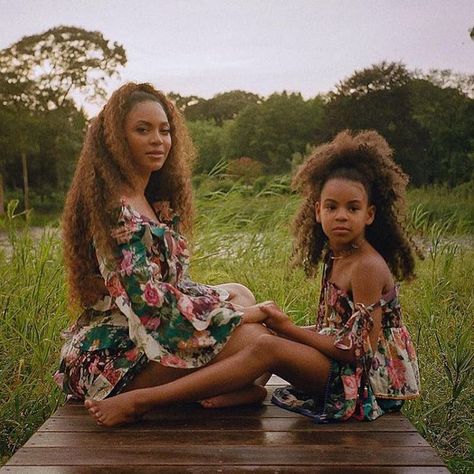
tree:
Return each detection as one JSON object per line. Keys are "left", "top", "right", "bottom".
{"left": 0, "top": 106, "right": 40, "bottom": 212}
{"left": 0, "top": 26, "right": 126, "bottom": 211}
{"left": 331, "top": 61, "right": 412, "bottom": 98}
{"left": 419, "top": 69, "right": 474, "bottom": 99}
{"left": 187, "top": 120, "right": 225, "bottom": 173}
{"left": 0, "top": 26, "right": 127, "bottom": 111}
{"left": 324, "top": 62, "right": 430, "bottom": 185}
{"left": 409, "top": 79, "right": 474, "bottom": 185}
{"left": 185, "top": 90, "right": 261, "bottom": 125}
{"left": 225, "top": 92, "right": 325, "bottom": 173}
{"left": 168, "top": 92, "right": 203, "bottom": 113}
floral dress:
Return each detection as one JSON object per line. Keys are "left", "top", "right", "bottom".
{"left": 272, "top": 255, "right": 420, "bottom": 422}
{"left": 56, "top": 202, "right": 242, "bottom": 400}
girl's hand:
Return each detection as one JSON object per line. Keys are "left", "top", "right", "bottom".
{"left": 259, "top": 302, "right": 294, "bottom": 334}
{"left": 240, "top": 304, "right": 269, "bottom": 324}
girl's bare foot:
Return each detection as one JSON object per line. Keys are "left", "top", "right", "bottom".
{"left": 200, "top": 385, "right": 267, "bottom": 409}
{"left": 84, "top": 391, "right": 148, "bottom": 427}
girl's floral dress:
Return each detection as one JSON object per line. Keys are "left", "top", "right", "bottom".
{"left": 272, "top": 255, "right": 420, "bottom": 422}
{"left": 56, "top": 202, "right": 242, "bottom": 401}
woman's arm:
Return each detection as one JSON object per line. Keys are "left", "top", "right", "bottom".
{"left": 99, "top": 209, "right": 242, "bottom": 335}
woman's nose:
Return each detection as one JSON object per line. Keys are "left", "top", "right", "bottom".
{"left": 150, "top": 130, "right": 163, "bottom": 144}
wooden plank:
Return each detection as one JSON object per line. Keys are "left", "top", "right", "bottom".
{"left": 5, "top": 446, "right": 446, "bottom": 467}
{"left": 2, "top": 375, "right": 448, "bottom": 473}
{"left": 24, "top": 430, "right": 429, "bottom": 448}
{"left": 0, "top": 466, "right": 452, "bottom": 473}
{"left": 54, "top": 403, "right": 299, "bottom": 418}
{"left": 37, "top": 414, "right": 418, "bottom": 432}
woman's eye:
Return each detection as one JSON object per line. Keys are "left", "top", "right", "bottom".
{"left": 161, "top": 128, "right": 171, "bottom": 134}
{"left": 137, "top": 127, "right": 148, "bottom": 133}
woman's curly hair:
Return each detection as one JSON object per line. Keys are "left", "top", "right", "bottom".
{"left": 291, "top": 129, "right": 419, "bottom": 281}
{"left": 62, "top": 82, "right": 195, "bottom": 309}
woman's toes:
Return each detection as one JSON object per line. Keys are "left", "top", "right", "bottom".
{"left": 84, "top": 399, "right": 93, "bottom": 409}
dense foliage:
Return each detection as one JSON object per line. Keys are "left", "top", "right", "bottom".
{"left": 0, "top": 27, "right": 473, "bottom": 213}
{"left": 0, "top": 26, "right": 127, "bottom": 214}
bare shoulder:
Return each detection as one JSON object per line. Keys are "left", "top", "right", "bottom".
{"left": 351, "top": 250, "right": 394, "bottom": 298}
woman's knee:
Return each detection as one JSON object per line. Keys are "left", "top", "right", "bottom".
{"left": 224, "top": 283, "right": 256, "bottom": 306}
{"left": 250, "top": 333, "right": 281, "bottom": 362}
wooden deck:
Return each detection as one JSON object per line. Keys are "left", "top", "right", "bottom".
{"left": 2, "top": 376, "right": 448, "bottom": 473}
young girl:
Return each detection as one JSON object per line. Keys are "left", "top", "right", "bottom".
{"left": 85, "top": 129, "right": 420, "bottom": 426}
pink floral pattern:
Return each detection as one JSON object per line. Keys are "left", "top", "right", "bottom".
{"left": 56, "top": 201, "right": 242, "bottom": 400}
{"left": 272, "top": 254, "right": 420, "bottom": 423}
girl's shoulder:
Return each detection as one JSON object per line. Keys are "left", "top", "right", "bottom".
{"left": 351, "top": 248, "right": 394, "bottom": 292}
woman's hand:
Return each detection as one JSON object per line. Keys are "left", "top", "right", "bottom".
{"left": 259, "top": 302, "right": 294, "bottom": 334}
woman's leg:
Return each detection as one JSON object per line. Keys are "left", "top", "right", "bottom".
{"left": 214, "top": 282, "right": 256, "bottom": 306}
{"left": 120, "top": 321, "right": 271, "bottom": 408}
{"left": 86, "top": 334, "right": 331, "bottom": 426}
{"left": 202, "top": 282, "right": 271, "bottom": 407}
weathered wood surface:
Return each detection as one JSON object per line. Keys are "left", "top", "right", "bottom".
{"left": 1, "top": 376, "right": 448, "bottom": 473}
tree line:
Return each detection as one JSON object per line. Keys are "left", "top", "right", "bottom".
{"left": 0, "top": 26, "right": 473, "bottom": 215}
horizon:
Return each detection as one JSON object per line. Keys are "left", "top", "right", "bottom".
{"left": 1, "top": 0, "right": 473, "bottom": 116}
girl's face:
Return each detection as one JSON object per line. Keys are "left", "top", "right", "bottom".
{"left": 124, "top": 100, "right": 172, "bottom": 176}
{"left": 315, "top": 178, "right": 375, "bottom": 248}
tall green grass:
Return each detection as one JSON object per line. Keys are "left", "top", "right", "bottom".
{"left": 0, "top": 202, "right": 67, "bottom": 464}
{"left": 0, "top": 187, "right": 472, "bottom": 471}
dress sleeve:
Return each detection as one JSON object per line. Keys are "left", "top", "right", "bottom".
{"left": 96, "top": 205, "right": 242, "bottom": 361}
{"left": 333, "top": 303, "right": 375, "bottom": 362}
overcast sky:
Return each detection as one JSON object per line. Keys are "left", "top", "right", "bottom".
{"left": 1, "top": 0, "right": 473, "bottom": 114}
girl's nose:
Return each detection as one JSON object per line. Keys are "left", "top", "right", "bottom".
{"left": 335, "top": 209, "right": 348, "bottom": 220}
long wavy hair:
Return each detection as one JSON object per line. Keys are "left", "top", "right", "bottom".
{"left": 62, "top": 82, "right": 195, "bottom": 309}
{"left": 291, "top": 129, "right": 419, "bottom": 281}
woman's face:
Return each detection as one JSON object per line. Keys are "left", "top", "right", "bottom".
{"left": 124, "top": 100, "right": 172, "bottom": 176}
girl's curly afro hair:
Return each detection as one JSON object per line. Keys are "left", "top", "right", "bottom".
{"left": 291, "top": 129, "right": 419, "bottom": 281}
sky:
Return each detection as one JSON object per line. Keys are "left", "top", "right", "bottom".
{"left": 0, "top": 0, "right": 473, "bottom": 115}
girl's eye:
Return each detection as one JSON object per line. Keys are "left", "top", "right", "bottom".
{"left": 161, "top": 128, "right": 171, "bottom": 134}
{"left": 137, "top": 127, "right": 148, "bottom": 133}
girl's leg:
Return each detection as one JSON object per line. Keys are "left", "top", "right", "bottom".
{"left": 85, "top": 334, "right": 331, "bottom": 426}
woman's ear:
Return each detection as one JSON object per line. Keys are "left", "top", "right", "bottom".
{"left": 315, "top": 201, "right": 321, "bottom": 223}
{"left": 366, "top": 205, "right": 376, "bottom": 225}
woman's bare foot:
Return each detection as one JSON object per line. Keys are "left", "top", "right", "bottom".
{"left": 84, "top": 390, "right": 148, "bottom": 427}
{"left": 199, "top": 385, "right": 267, "bottom": 409}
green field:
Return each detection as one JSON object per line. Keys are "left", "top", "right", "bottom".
{"left": 0, "top": 183, "right": 473, "bottom": 472}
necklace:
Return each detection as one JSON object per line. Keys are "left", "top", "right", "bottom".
{"left": 330, "top": 239, "right": 365, "bottom": 260}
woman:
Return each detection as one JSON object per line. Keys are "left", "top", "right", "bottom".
{"left": 56, "top": 82, "right": 269, "bottom": 412}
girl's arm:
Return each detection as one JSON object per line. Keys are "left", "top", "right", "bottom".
{"left": 261, "top": 256, "right": 389, "bottom": 365}
{"left": 349, "top": 256, "right": 388, "bottom": 352}
{"left": 260, "top": 303, "right": 357, "bottom": 364}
